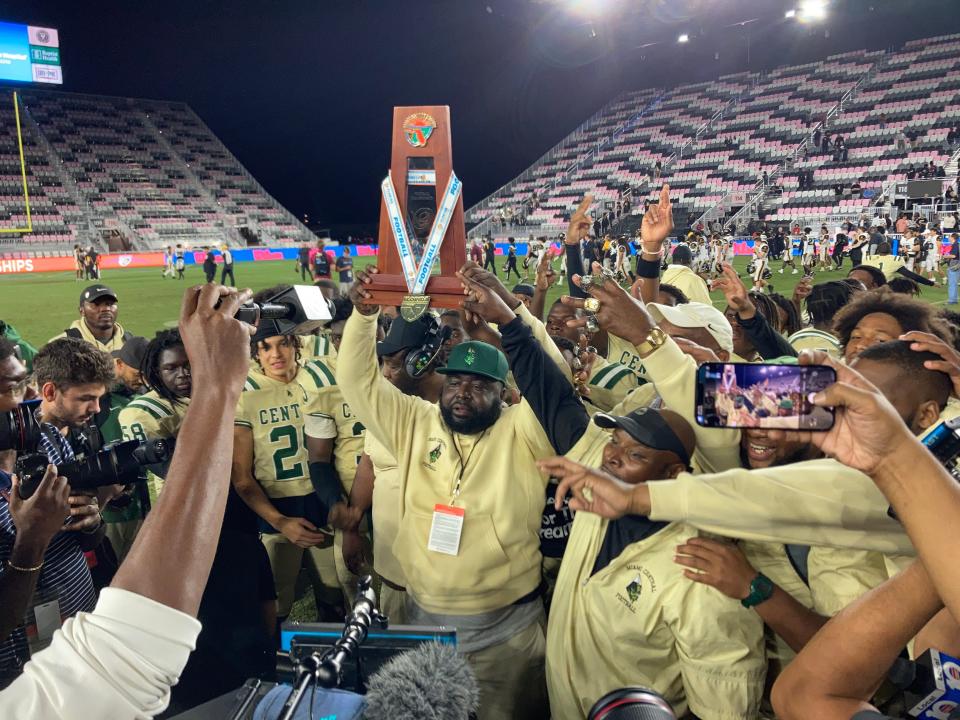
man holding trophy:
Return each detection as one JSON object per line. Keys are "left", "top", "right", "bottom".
{"left": 342, "top": 107, "right": 552, "bottom": 720}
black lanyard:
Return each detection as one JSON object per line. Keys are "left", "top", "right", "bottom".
{"left": 449, "top": 430, "right": 488, "bottom": 504}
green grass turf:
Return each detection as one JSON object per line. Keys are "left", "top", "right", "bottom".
{"left": 0, "top": 255, "right": 950, "bottom": 348}
{"left": 3, "top": 255, "right": 946, "bottom": 623}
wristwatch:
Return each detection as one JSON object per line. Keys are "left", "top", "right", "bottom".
{"left": 741, "top": 573, "right": 775, "bottom": 609}
{"left": 635, "top": 327, "right": 668, "bottom": 356}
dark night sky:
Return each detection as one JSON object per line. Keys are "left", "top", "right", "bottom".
{"left": 9, "top": 0, "right": 960, "bottom": 230}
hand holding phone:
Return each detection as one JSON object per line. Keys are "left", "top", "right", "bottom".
{"left": 695, "top": 362, "right": 836, "bottom": 430}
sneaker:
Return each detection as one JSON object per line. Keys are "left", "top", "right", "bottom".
{"left": 792, "top": 269, "right": 798, "bottom": 274}
{"left": 778, "top": 269, "right": 784, "bottom": 274}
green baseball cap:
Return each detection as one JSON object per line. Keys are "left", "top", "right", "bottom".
{"left": 436, "top": 341, "right": 509, "bottom": 384}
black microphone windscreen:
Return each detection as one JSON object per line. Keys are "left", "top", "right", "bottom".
{"left": 850, "top": 711, "right": 896, "bottom": 720}
{"left": 362, "top": 642, "right": 478, "bottom": 720}
{"left": 887, "top": 656, "right": 917, "bottom": 690}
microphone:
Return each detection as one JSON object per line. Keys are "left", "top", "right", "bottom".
{"left": 850, "top": 712, "right": 897, "bottom": 720}
{"left": 275, "top": 576, "right": 384, "bottom": 720}
{"left": 362, "top": 641, "right": 479, "bottom": 720}
{"left": 889, "top": 648, "right": 960, "bottom": 719}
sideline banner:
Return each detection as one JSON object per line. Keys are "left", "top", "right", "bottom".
{"left": 3, "top": 235, "right": 859, "bottom": 275}
{"left": 0, "top": 246, "right": 378, "bottom": 275}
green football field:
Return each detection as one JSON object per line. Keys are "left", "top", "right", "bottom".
{"left": 0, "top": 255, "right": 950, "bottom": 348}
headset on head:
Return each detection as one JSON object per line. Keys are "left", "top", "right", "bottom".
{"left": 403, "top": 317, "right": 452, "bottom": 379}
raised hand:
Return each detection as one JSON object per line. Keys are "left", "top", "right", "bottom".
{"left": 566, "top": 195, "right": 594, "bottom": 246}
{"left": 178, "top": 284, "right": 256, "bottom": 392}
{"left": 459, "top": 272, "right": 517, "bottom": 326}
{"left": 776, "top": 351, "right": 916, "bottom": 476}
{"left": 712, "top": 262, "right": 756, "bottom": 319}
{"left": 640, "top": 184, "right": 673, "bottom": 250}
{"left": 561, "top": 261, "right": 656, "bottom": 346}
{"left": 459, "top": 260, "right": 518, "bottom": 309}
{"left": 535, "top": 254, "right": 557, "bottom": 291}
{"left": 348, "top": 266, "right": 380, "bottom": 316}
{"left": 574, "top": 334, "right": 596, "bottom": 399}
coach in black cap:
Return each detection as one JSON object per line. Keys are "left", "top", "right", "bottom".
{"left": 512, "top": 283, "right": 535, "bottom": 309}
{"left": 111, "top": 336, "right": 149, "bottom": 394}
{"left": 50, "top": 284, "right": 131, "bottom": 352}
{"left": 376, "top": 314, "right": 448, "bottom": 395}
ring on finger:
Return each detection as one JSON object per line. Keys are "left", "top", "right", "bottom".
{"left": 584, "top": 297, "right": 601, "bottom": 313}
{"left": 585, "top": 315, "right": 600, "bottom": 334}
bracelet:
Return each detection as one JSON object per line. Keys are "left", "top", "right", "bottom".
{"left": 641, "top": 245, "right": 664, "bottom": 258}
{"left": 7, "top": 558, "right": 43, "bottom": 573}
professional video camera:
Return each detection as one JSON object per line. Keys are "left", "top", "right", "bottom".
{"left": 0, "top": 399, "right": 41, "bottom": 454}
{"left": 15, "top": 438, "right": 172, "bottom": 499}
{"left": 231, "top": 285, "right": 333, "bottom": 339}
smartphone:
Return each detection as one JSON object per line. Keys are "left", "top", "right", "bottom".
{"left": 695, "top": 362, "right": 836, "bottom": 430}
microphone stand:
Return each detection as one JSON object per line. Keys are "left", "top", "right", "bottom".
{"left": 277, "top": 576, "right": 387, "bottom": 720}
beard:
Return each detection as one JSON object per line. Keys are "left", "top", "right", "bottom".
{"left": 43, "top": 403, "right": 89, "bottom": 431}
{"left": 440, "top": 399, "right": 502, "bottom": 435}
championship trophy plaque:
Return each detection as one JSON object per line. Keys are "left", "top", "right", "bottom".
{"left": 367, "top": 106, "right": 468, "bottom": 321}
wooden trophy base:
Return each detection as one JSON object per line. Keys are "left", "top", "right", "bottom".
{"left": 367, "top": 274, "right": 465, "bottom": 311}
{"left": 368, "top": 105, "right": 467, "bottom": 316}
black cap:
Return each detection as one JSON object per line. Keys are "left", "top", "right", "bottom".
{"left": 377, "top": 316, "right": 434, "bottom": 357}
{"left": 594, "top": 408, "right": 691, "bottom": 466}
{"left": 512, "top": 283, "right": 535, "bottom": 298}
{"left": 671, "top": 246, "right": 693, "bottom": 265}
{"left": 80, "top": 284, "right": 118, "bottom": 305}
{"left": 111, "top": 336, "right": 148, "bottom": 368}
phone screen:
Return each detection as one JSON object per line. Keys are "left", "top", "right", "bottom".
{"left": 695, "top": 362, "right": 836, "bottom": 430}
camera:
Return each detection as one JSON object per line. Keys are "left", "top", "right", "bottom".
{"left": 0, "top": 399, "right": 41, "bottom": 454}
{"left": 922, "top": 416, "right": 960, "bottom": 480}
{"left": 15, "top": 438, "right": 172, "bottom": 499}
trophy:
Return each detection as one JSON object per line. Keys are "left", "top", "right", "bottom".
{"left": 367, "top": 106, "right": 468, "bottom": 320}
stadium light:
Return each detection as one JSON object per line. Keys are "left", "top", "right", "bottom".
{"left": 678, "top": 33, "right": 689, "bottom": 43}
{"left": 785, "top": 9, "right": 796, "bottom": 18}
{"left": 798, "top": 0, "right": 827, "bottom": 21}
{"left": 565, "top": 0, "right": 615, "bottom": 18}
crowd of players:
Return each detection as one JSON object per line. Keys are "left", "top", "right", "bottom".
{"left": 0, "top": 182, "right": 959, "bottom": 719}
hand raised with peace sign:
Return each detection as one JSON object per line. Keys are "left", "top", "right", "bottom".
{"left": 561, "top": 261, "right": 656, "bottom": 346}
{"left": 711, "top": 263, "right": 756, "bottom": 320}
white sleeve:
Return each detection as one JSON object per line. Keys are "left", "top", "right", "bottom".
{"left": 304, "top": 412, "right": 337, "bottom": 439}
{"left": 0, "top": 588, "right": 201, "bottom": 720}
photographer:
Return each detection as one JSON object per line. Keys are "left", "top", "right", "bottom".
{"left": 0, "top": 337, "right": 63, "bottom": 653}
{"left": 0, "top": 337, "right": 27, "bottom": 416}
{"left": 0, "top": 283, "right": 256, "bottom": 718}
{"left": 0, "top": 338, "right": 112, "bottom": 678}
